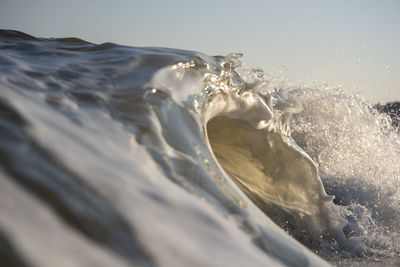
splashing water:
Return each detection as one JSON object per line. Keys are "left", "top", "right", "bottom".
{"left": 288, "top": 88, "right": 400, "bottom": 261}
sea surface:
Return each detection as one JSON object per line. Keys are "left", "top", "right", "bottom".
{"left": 0, "top": 29, "right": 399, "bottom": 267}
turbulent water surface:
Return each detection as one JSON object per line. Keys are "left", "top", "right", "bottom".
{"left": 0, "top": 30, "right": 399, "bottom": 267}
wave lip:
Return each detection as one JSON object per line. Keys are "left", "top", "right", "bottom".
{"left": 201, "top": 57, "right": 349, "bottom": 252}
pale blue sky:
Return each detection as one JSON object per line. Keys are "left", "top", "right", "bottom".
{"left": 1, "top": 0, "right": 399, "bottom": 102}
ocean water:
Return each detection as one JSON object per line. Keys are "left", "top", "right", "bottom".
{"left": 0, "top": 29, "right": 399, "bottom": 267}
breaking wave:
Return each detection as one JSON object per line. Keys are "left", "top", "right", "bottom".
{"left": 0, "top": 30, "right": 399, "bottom": 266}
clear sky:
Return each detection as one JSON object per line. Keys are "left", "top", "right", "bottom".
{"left": 1, "top": 0, "right": 399, "bottom": 103}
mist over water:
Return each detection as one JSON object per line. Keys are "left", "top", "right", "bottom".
{"left": 0, "top": 30, "right": 399, "bottom": 267}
